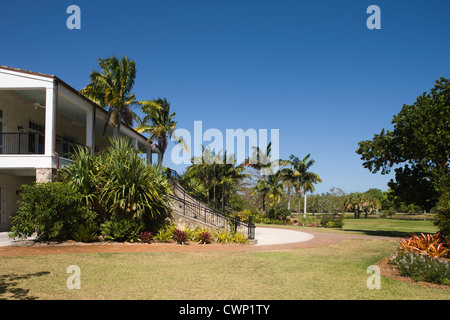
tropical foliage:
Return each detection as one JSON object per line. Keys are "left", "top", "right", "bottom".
{"left": 60, "top": 137, "right": 173, "bottom": 233}
{"left": 390, "top": 232, "right": 450, "bottom": 284}
{"left": 283, "top": 154, "right": 322, "bottom": 217}
{"left": 134, "top": 97, "right": 186, "bottom": 164}
{"left": 9, "top": 182, "right": 95, "bottom": 240}
{"left": 80, "top": 55, "right": 138, "bottom": 135}
{"left": 182, "top": 147, "right": 248, "bottom": 211}
{"left": 356, "top": 77, "right": 450, "bottom": 212}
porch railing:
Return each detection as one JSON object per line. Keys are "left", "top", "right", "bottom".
{"left": 0, "top": 132, "right": 83, "bottom": 158}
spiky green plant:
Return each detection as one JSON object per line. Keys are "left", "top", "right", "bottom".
{"left": 97, "top": 137, "right": 173, "bottom": 224}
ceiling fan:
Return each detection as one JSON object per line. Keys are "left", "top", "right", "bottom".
{"left": 33, "top": 102, "right": 45, "bottom": 109}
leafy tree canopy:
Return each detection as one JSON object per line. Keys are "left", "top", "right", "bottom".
{"left": 356, "top": 77, "right": 450, "bottom": 211}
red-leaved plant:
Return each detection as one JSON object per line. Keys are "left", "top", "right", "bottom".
{"left": 198, "top": 231, "right": 212, "bottom": 244}
{"left": 172, "top": 229, "right": 188, "bottom": 244}
{"left": 139, "top": 231, "right": 153, "bottom": 243}
{"left": 397, "top": 233, "right": 449, "bottom": 260}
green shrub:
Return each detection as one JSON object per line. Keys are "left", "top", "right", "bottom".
{"left": 233, "top": 232, "right": 249, "bottom": 244}
{"left": 96, "top": 138, "right": 173, "bottom": 226}
{"left": 277, "top": 208, "right": 291, "bottom": 220}
{"left": 389, "top": 251, "right": 450, "bottom": 285}
{"left": 325, "top": 221, "right": 336, "bottom": 228}
{"left": 100, "top": 216, "right": 144, "bottom": 242}
{"left": 213, "top": 230, "right": 249, "bottom": 244}
{"left": 267, "top": 208, "right": 291, "bottom": 221}
{"left": 213, "top": 230, "right": 234, "bottom": 243}
{"left": 321, "top": 214, "right": 344, "bottom": 228}
{"left": 434, "top": 188, "right": 450, "bottom": 238}
{"left": 153, "top": 228, "right": 174, "bottom": 242}
{"left": 300, "top": 216, "right": 316, "bottom": 226}
{"left": 10, "top": 182, "right": 93, "bottom": 240}
{"left": 71, "top": 221, "right": 99, "bottom": 242}
{"left": 190, "top": 226, "right": 212, "bottom": 244}
{"left": 61, "top": 137, "right": 173, "bottom": 232}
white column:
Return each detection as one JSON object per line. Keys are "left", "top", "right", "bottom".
{"left": 44, "top": 85, "right": 57, "bottom": 157}
{"left": 86, "top": 108, "right": 94, "bottom": 154}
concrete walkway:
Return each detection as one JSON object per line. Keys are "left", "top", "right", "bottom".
{"left": 254, "top": 227, "right": 314, "bottom": 246}
{"left": 0, "top": 232, "right": 32, "bottom": 247}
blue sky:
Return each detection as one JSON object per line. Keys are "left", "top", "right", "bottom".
{"left": 1, "top": 0, "right": 449, "bottom": 194}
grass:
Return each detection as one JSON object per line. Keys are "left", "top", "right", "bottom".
{"left": 340, "top": 218, "right": 437, "bottom": 237}
{"left": 1, "top": 218, "right": 447, "bottom": 300}
{"left": 0, "top": 238, "right": 448, "bottom": 300}
{"left": 269, "top": 216, "right": 438, "bottom": 238}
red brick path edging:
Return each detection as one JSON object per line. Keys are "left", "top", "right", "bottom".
{"left": 0, "top": 228, "right": 396, "bottom": 257}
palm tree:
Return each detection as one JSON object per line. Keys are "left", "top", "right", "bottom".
{"left": 243, "top": 143, "right": 278, "bottom": 213}
{"left": 266, "top": 171, "right": 284, "bottom": 208}
{"left": 281, "top": 165, "right": 296, "bottom": 211}
{"left": 134, "top": 98, "right": 186, "bottom": 165}
{"left": 346, "top": 192, "right": 364, "bottom": 219}
{"left": 287, "top": 154, "right": 322, "bottom": 218}
{"left": 80, "top": 55, "right": 138, "bottom": 136}
{"left": 184, "top": 147, "right": 248, "bottom": 210}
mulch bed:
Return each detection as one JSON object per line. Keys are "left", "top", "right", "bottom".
{"left": 0, "top": 229, "right": 393, "bottom": 256}
{"left": 376, "top": 255, "right": 450, "bottom": 290}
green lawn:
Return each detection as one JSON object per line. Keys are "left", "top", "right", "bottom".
{"left": 1, "top": 219, "right": 447, "bottom": 300}
{"left": 1, "top": 238, "right": 448, "bottom": 300}
{"left": 340, "top": 218, "right": 437, "bottom": 237}
{"left": 280, "top": 216, "right": 438, "bottom": 238}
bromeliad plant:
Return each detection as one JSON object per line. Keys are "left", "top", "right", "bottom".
{"left": 390, "top": 232, "right": 450, "bottom": 285}
{"left": 172, "top": 229, "right": 189, "bottom": 244}
{"left": 397, "top": 233, "right": 449, "bottom": 260}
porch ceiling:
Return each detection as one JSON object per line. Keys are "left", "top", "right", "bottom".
{"left": 11, "top": 89, "right": 87, "bottom": 126}
{"left": 8, "top": 88, "right": 155, "bottom": 152}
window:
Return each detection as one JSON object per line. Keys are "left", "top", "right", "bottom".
{"left": 29, "top": 121, "right": 44, "bottom": 133}
{"left": 0, "top": 186, "right": 5, "bottom": 228}
{"left": 28, "top": 121, "right": 45, "bottom": 154}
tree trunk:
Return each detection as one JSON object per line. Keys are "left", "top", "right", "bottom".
{"left": 262, "top": 193, "right": 266, "bottom": 213}
{"left": 303, "top": 191, "right": 307, "bottom": 219}
{"left": 287, "top": 187, "right": 291, "bottom": 211}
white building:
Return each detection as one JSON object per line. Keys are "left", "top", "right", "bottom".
{"left": 0, "top": 66, "right": 159, "bottom": 231}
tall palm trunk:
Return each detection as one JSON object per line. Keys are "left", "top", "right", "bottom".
{"left": 287, "top": 187, "right": 291, "bottom": 211}
{"left": 303, "top": 191, "right": 307, "bottom": 219}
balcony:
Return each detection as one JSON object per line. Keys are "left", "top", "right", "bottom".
{"left": 0, "top": 132, "right": 84, "bottom": 159}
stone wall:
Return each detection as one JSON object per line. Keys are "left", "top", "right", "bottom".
{"left": 35, "top": 168, "right": 58, "bottom": 183}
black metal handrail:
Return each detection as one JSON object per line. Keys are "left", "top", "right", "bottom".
{"left": 0, "top": 132, "right": 44, "bottom": 155}
{"left": 166, "top": 168, "right": 255, "bottom": 239}
{"left": 0, "top": 132, "right": 84, "bottom": 158}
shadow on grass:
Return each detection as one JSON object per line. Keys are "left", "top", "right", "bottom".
{"left": 0, "top": 272, "right": 50, "bottom": 300}
{"left": 341, "top": 228, "right": 429, "bottom": 238}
